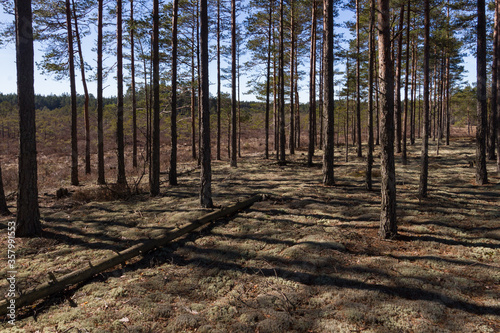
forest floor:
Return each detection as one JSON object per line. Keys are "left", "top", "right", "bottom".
{"left": 0, "top": 135, "right": 500, "bottom": 332}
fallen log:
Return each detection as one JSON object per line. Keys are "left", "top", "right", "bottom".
{"left": 0, "top": 194, "right": 264, "bottom": 316}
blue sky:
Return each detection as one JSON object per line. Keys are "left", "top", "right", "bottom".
{"left": 0, "top": 3, "right": 476, "bottom": 102}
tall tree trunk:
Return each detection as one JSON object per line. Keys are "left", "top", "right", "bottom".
{"left": 410, "top": 39, "right": 416, "bottom": 145}
{"left": 150, "top": 0, "right": 160, "bottom": 195}
{"left": 200, "top": 0, "right": 213, "bottom": 208}
{"left": 216, "top": 0, "right": 221, "bottom": 160}
{"left": 346, "top": 57, "right": 350, "bottom": 162}
{"left": 231, "top": 0, "right": 237, "bottom": 167}
{"left": 322, "top": 0, "right": 334, "bottom": 185}
{"left": 476, "top": 0, "right": 488, "bottom": 185}
{"left": 130, "top": 0, "right": 137, "bottom": 168}
{"left": 375, "top": 63, "right": 380, "bottom": 145}
{"left": 170, "top": 0, "right": 179, "bottom": 186}
{"left": 278, "top": 0, "right": 286, "bottom": 165}
{"left": 366, "top": 0, "right": 375, "bottom": 190}
{"left": 15, "top": 0, "right": 41, "bottom": 236}
{"left": 419, "top": 0, "right": 430, "bottom": 198}
{"left": 71, "top": 0, "right": 90, "bottom": 175}
{"left": 402, "top": 1, "right": 410, "bottom": 165}
{"left": 0, "top": 164, "right": 10, "bottom": 215}
{"left": 395, "top": 4, "right": 404, "bottom": 154}
{"left": 295, "top": 53, "right": 300, "bottom": 149}
{"left": 308, "top": 0, "right": 317, "bottom": 167}
{"left": 378, "top": 0, "right": 397, "bottom": 239}
{"left": 116, "top": 0, "right": 126, "bottom": 185}
{"left": 66, "top": 0, "right": 78, "bottom": 187}
{"left": 356, "top": 0, "right": 362, "bottom": 157}
{"left": 289, "top": 1, "right": 295, "bottom": 155}
{"left": 489, "top": 1, "right": 499, "bottom": 160}
{"left": 319, "top": 37, "right": 324, "bottom": 151}
{"left": 191, "top": 41, "right": 197, "bottom": 161}
{"left": 265, "top": 0, "right": 272, "bottom": 159}
{"left": 97, "top": 0, "right": 105, "bottom": 184}
{"left": 497, "top": 0, "right": 500, "bottom": 172}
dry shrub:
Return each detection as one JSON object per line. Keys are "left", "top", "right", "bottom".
{"left": 72, "top": 184, "right": 131, "bottom": 202}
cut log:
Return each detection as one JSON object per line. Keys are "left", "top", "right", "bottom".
{"left": 0, "top": 194, "right": 264, "bottom": 316}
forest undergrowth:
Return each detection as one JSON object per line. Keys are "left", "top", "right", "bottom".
{"left": 0, "top": 133, "right": 499, "bottom": 332}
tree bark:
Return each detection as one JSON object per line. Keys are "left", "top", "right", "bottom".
{"left": 308, "top": 0, "right": 317, "bottom": 167}
{"left": 116, "top": 0, "right": 127, "bottom": 185}
{"left": 169, "top": 0, "right": 178, "bottom": 186}
{"left": 489, "top": 1, "right": 499, "bottom": 160}
{"left": 378, "top": 0, "right": 397, "bottom": 239}
{"left": 71, "top": 0, "right": 90, "bottom": 175}
{"left": 419, "top": 0, "right": 430, "bottom": 199}
{"left": 15, "top": 0, "right": 41, "bottom": 236}
{"left": 289, "top": 1, "right": 295, "bottom": 155}
{"left": 200, "top": 0, "right": 213, "bottom": 208}
{"left": 130, "top": 0, "right": 137, "bottom": 168}
{"left": 322, "top": 0, "right": 334, "bottom": 185}
{"left": 278, "top": 0, "right": 286, "bottom": 165}
{"left": 97, "top": 0, "right": 105, "bottom": 185}
{"left": 476, "top": 0, "right": 488, "bottom": 185}
{"left": 265, "top": 1, "right": 272, "bottom": 159}
{"left": 66, "top": 0, "right": 78, "bottom": 187}
{"left": 366, "top": 0, "right": 375, "bottom": 190}
{"left": 356, "top": 0, "right": 362, "bottom": 158}
{"left": 394, "top": 4, "right": 404, "bottom": 154}
{"left": 217, "top": 0, "right": 221, "bottom": 161}
{"left": 0, "top": 164, "right": 11, "bottom": 215}
{"left": 150, "top": 0, "right": 160, "bottom": 195}
{"left": 402, "top": 1, "right": 410, "bottom": 165}
{"left": 231, "top": 0, "right": 238, "bottom": 168}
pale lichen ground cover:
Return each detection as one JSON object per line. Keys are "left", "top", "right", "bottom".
{"left": 1, "top": 138, "right": 499, "bottom": 332}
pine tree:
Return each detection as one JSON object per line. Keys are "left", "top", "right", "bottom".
{"left": 378, "top": 0, "right": 397, "bottom": 239}
{"left": 15, "top": 0, "right": 41, "bottom": 237}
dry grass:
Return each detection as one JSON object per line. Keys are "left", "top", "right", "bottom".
{"left": 0, "top": 122, "right": 499, "bottom": 332}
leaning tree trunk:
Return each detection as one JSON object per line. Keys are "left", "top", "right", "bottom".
{"left": 476, "top": 0, "right": 488, "bottom": 185}
{"left": 419, "top": 0, "right": 430, "bottom": 199}
{"left": 15, "top": 0, "right": 41, "bottom": 236}
{"left": 169, "top": 0, "right": 179, "bottom": 186}
{"left": 66, "top": 0, "right": 78, "bottom": 187}
{"left": 116, "top": 0, "right": 127, "bottom": 185}
{"left": 322, "top": 0, "right": 334, "bottom": 185}
{"left": 71, "top": 0, "right": 90, "bottom": 175}
{"left": 0, "top": 164, "right": 11, "bottom": 216}
{"left": 378, "top": 0, "right": 397, "bottom": 239}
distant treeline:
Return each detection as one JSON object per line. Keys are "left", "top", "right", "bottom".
{"left": 0, "top": 93, "right": 116, "bottom": 111}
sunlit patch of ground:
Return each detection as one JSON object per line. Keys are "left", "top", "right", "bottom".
{"left": 0, "top": 133, "right": 499, "bottom": 332}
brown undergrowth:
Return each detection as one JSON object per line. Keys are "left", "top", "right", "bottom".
{"left": 0, "top": 135, "right": 499, "bottom": 332}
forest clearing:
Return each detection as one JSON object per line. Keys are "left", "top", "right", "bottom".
{"left": 2, "top": 0, "right": 500, "bottom": 331}
{"left": 1, "top": 131, "right": 499, "bottom": 332}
